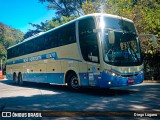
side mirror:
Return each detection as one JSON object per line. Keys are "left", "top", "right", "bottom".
{"left": 139, "top": 34, "right": 157, "bottom": 47}
{"left": 108, "top": 31, "right": 115, "bottom": 44}
{"left": 151, "top": 35, "right": 157, "bottom": 46}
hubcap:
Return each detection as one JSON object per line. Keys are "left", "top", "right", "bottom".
{"left": 71, "top": 76, "right": 79, "bottom": 89}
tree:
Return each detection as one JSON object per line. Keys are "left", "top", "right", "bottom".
{"left": 105, "top": 0, "right": 160, "bottom": 38}
{"left": 82, "top": 0, "right": 101, "bottom": 15}
{"left": 0, "top": 22, "right": 24, "bottom": 63}
{"left": 24, "top": 15, "right": 77, "bottom": 38}
{"left": 39, "top": 0, "right": 86, "bottom": 17}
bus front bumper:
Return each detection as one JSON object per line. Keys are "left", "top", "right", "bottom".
{"left": 96, "top": 72, "right": 144, "bottom": 88}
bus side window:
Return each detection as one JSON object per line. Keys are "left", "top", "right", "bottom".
{"left": 58, "top": 27, "right": 65, "bottom": 46}
{"left": 45, "top": 30, "right": 59, "bottom": 49}
{"left": 18, "top": 44, "right": 24, "bottom": 56}
{"left": 57, "top": 22, "right": 76, "bottom": 46}
{"left": 12, "top": 47, "right": 17, "bottom": 58}
{"left": 79, "top": 17, "right": 100, "bottom": 63}
{"left": 35, "top": 36, "right": 45, "bottom": 51}
{"left": 65, "top": 23, "right": 76, "bottom": 44}
{"left": 24, "top": 41, "right": 30, "bottom": 54}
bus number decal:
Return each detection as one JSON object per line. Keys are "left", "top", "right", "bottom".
{"left": 29, "top": 56, "right": 42, "bottom": 62}
{"left": 46, "top": 52, "right": 57, "bottom": 59}
{"left": 23, "top": 58, "right": 29, "bottom": 63}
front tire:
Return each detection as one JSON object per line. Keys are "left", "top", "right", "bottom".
{"left": 67, "top": 73, "right": 80, "bottom": 91}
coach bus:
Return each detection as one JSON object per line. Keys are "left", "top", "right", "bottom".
{"left": 6, "top": 13, "right": 150, "bottom": 90}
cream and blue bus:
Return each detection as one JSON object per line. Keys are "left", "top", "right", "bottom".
{"left": 6, "top": 13, "right": 144, "bottom": 90}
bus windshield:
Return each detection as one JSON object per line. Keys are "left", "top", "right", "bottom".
{"left": 100, "top": 17, "right": 142, "bottom": 66}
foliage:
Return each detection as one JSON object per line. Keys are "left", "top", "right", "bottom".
{"left": 25, "top": 0, "right": 87, "bottom": 38}
{"left": 82, "top": 0, "right": 101, "bottom": 15}
{"left": 105, "top": 0, "right": 160, "bottom": 38}
{"left": 0, "top": 22, "right": 24, "bottom": 63}
{"left": 139, "top": 35, "right": 160, "bottom": 80}
{"left": 39, "top": 0, "right": 86, "bottom": 17}
{"left": 24, "top": 16, "right": 77, "bottom": 39}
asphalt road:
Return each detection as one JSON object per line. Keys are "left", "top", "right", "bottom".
{"left": 0, "top": 79, "right": 160, "bottom": 119}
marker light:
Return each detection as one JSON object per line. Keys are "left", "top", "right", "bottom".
{"left": 112, "top": 73, "right": 116, "bottom": 76}
{"left": 108, "top": 82, "right": 111, "bottom": 84}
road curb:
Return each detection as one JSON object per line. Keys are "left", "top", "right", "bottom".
{"left": 144, "top": 80, "right": 160, "bottom": 83}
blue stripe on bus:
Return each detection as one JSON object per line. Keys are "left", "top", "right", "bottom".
{"left": 79, "top": 71, "right": 144, "bottom": 88}
{"left": 7, "top": 71, "right": 144, "bottom": 88}
{"left": 6, "top": 52, "right": 82, "bottom": 65}
{"left": 7, "top": 73, "right": 65, "bottom": 84}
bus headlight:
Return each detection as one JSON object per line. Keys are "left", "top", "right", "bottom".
{"left": 105, "top": 70, "right": 121, "bottom": 77}
{"left": 138, "top": 70, "right": 144, "bottom": 75}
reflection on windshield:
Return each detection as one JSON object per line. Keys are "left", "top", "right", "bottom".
{"left": 101, "top": 17, "right": 142, "bottom": 66}
{"left": 102, "top": 17, "right": 137, "bottom": 33}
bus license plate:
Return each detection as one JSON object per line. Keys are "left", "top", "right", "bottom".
{"left": 128, "top": 78, "right": 134, "bottom": 84}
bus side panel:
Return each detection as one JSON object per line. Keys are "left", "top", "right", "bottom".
{"left": 6, "top": 65, "right": 13, "bottom": 80}
{"left": 6, "top": 63, "right": 22, "bottom": 80}
{"left": 46, "top": 60, "right": 64, "bottom": 84}
{"left": 78, "top": 62, "right": 89, "bottom": 86}
{"left": 23, "top": 73, "right": 47, "bottom": 83}
{"left": 23, "top": 73, "right": 64, "bottom": 84}
{"left": 21, "top": 59, "right": 64, "bottom": 84}
{"left": 62, "top": 60, "right": 79, "bottom": 82}
{"left": 6, "top": 73, "right": 13, "bottom": 80}
{"left": 22, "top": 61, "right": 46, "bottom": 82}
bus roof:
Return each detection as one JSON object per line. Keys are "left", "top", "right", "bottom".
{"left": 8, "top": 13, "right": 133, "bottom": 50}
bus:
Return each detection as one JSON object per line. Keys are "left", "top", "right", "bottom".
{"left": 6, "top": 13, "right": 145, "bottom": 90}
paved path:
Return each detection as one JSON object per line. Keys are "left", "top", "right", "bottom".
{"left": 0, "top": 79, "right": 160, "bottom": 119}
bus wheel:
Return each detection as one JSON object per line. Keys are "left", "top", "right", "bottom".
{"left": 67, "top": 73, "right": 80, "bottom": 91}
{"left": 18, "top": 73, "right": 23, "bottom": 86}
{"left": 13, "top": 73, "right": 18, "bottom": 84}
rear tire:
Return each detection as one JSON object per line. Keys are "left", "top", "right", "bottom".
{"left": 13, "top": 73, "right": 18, "bottom": 84}
{"left": 18, "top": 73, "right": 23, "bottom": 86}
{"left": 67, "top": 73, "right": 80, "bottom": 91}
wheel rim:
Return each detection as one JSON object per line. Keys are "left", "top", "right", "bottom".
{"left": 70, "top": 76, "right": 79, "bottom": 89}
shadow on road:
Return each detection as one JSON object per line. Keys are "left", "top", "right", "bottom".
{"left": 0, "top": 79, "right": 160, "bottom": 116}
{"left": 0, "top": 79, "right": 138, "bottom": 97}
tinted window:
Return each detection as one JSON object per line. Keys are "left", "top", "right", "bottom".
{"left": 45, "top": 22, "right": 76, "bottom": 49}
{"left": 79, "top": 17, "right": 99, "bottom": 63}
{"left": 8, "top": 22, "right": 76, "bottom": 59}
{"left": 25, "top": 40, "right": 34, "bottom": 54}
{"left": 64, "top": 23, "right": 76, "bottom": 45}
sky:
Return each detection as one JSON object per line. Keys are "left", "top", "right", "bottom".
{"left": 0, "top": 0, "right": 55, "bottom": 33}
